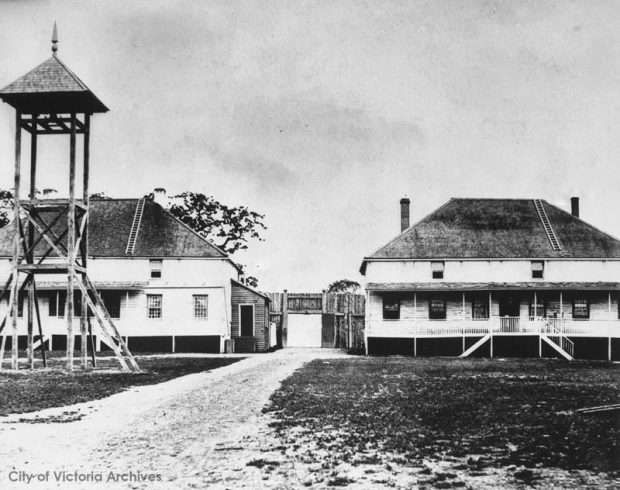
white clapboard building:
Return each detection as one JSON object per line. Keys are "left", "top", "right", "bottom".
{"left": 360, "top": 197, "right": 620, "bottom": 361}
{"left": 0, "top": 194, "right": 262, "bottom": 353}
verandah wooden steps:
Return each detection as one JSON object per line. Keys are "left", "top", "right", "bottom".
{"left": 458, "top": 319, "right": 574, "bottom": 361}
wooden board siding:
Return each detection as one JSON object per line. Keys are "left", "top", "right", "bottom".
{"left": 231, "top": 282, "right": 269, "bottom": 352}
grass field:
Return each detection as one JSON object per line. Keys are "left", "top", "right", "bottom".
{"left": 265, "top": 357, "right": 619, "bottom": 488}
{"left": 0, "top": 356, "right": 242, "bottom": 416}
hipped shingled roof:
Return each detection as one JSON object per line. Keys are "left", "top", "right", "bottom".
{"left": 0, "top": 198, "right": 229, "bottom": 260}
{"left": 361, "top": 198, "right": 620, "bottom": 274}
{"left": 0, "top": 55, "right": 108, "bottom": 113}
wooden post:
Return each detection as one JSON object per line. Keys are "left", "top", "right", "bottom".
{"left": 87, "top": 315, "right": 96, "bottom": 367}
{"left": 364, "top": 289, "right": 369, "bottom": 355}
{"left": 26, "top": 116, "right": 36, "bottom": 369}
{"left": 539, "top": 335, "right": 542, "bottom": 358}
{"left": 11, "top": 111, "right": 22, "bottom": 370}
{"left": 27, "top": 285, "right": 34, "bottom": 369}
{"left": 462, "top": 292, "right": 466, "bottom": 352}
{"left": 80, "top": 113, "right": 90, "bottom": 368}
{"left": 66, "top": 113, "right": 76, "bottom": 370}
{"left": 608, "top": 291, "right": 612, "bottom": 361}
{"left": 32, "top": 282, "right": 46, "bottom": 367}
{"left": 413, "top": 292, "right": 417, "bottom": 353}
{"left": 282, "top": 290, "right": 288, "bottom": 348}
{"left": 348, "top": 293, "right": 353, "bottom": 349}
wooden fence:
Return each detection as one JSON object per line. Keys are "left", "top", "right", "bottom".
{"left": 266, "top": 291, "right": 365, "bottom": 352}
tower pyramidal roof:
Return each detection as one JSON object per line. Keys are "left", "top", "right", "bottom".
{"left": 0, "top": 23, "right": 108, "bottom": 114}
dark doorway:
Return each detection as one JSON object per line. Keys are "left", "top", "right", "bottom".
{"left": 240, "top": 305, "right": 254, "bottom": 337}
{"left": 321, "top": 314, "right": 335, "bottom": 348}
{"left": 499, "top": 294, "right": 520, "bottom": 317}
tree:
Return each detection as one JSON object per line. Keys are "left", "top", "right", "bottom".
{"left": 167, "top": 192, "right": 267, "bottom": 286}
{"left": 89, "top": 191, "right": 111, "bottom": 199}
{"left": 327, "top": 279, "right": 360, "bottom": 294}
{"left": 0, "top": 189, "right": 13, "bottom": 228}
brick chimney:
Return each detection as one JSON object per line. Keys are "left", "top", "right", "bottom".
{"left": 570, "top": 196, "right": 579, "bottom": 218}
{"left": 153, "top": 188, "right": 167, "bottom": 206}
{"left": 400, "top": 197, "right": 410, "bottom": 232}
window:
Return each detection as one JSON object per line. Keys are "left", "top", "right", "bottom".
{"left": 531, "top": 261, "right": 544, "bottom": 279}
{"left": 382, "top": 295, "right": 400, "bottom": 320}
{"left": 48, "top": 291, "right": 66, "bottom": 317}
{"left": 431, "top": 261, "right": 445, "bottom": 279}
{"left": 429, "top": 296, "right": 446, "bottom": 319}
{"left": 472, "top": 296, "right": 489, "bottom": 319}
{"left": 150, "top": 260, "right": 162, "bottom": 279}
{"left": 529, "top": 297, "right": 545, "bottom": 317}
{"left": 572, "top": 297, "right": 589, "bottom": 319}
{"left": 193, "top": 295, "right": 208, "bottom": 319}
{"left": 147, "top": 294, "right": 162, "bottom": 319}
{"left": 101, "top": 291, "right": 121, "bottom": 319}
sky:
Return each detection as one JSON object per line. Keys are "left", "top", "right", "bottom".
{"left": 0, "top": 0, "right": 619, "bottom": 291}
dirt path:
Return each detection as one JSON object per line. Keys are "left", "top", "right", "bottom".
{"left": 0, "top": 349, "right": 346, "bottom": 489}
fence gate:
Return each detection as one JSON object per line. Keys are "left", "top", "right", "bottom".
{"left": 267, "top": 291, "right": 365, "bottom": 350}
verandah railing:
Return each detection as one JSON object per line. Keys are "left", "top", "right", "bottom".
{"left": 367, "top": 317, "right": 620, "bottom": 337}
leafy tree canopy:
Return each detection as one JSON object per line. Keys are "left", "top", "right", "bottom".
{"left": 327, "top": 279, "right": 360, "bottom": 294}
{"left": 167, "top": 192, "right": 266, "bottom": 256}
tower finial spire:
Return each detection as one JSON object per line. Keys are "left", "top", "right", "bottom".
{"left": 51, "top": 22, "right": 58, "bottom": 53}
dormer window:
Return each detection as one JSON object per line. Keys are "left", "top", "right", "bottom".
{"left": 150, "top": 259, "right": 162, "bottom": 278}
{"left": 531, "top": 261, "right": 544, "bottom": 279}
{"left": 432, "top": 261, "right": 444, "bottom": 279}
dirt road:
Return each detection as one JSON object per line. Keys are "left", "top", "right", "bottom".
{"left": 0, "top": 349, "right": 345, "bottom": 489}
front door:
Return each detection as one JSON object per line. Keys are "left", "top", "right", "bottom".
{"left": 240, "top": 304, "right": 254, "bottom": 337}
{"left": 498, "top": 294, "right": 520, "bottom": 332}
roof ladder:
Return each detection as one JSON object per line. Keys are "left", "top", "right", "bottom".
{"left": 533, "top": 199, "right": 562, "bottom": 251}
{"left": 126, "top": 198, "right": 146, "bottom": 255}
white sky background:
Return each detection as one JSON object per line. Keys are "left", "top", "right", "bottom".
{"left": 0, "top": 0, "right": 619, "bottom": 291}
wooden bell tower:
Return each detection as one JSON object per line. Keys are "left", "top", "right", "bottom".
{"left": 0, "top": 24, "right": 138, "bottom": 371}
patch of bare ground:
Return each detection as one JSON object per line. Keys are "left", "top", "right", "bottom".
{"left": 262, "top": 357, "right": 620, "bottom": 488}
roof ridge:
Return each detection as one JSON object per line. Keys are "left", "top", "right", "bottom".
{"left": 543, "top": 200, "right": 620, "bottom": 243}
{"left": 50, "top": 54, "right": 89, "bottom": 91}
